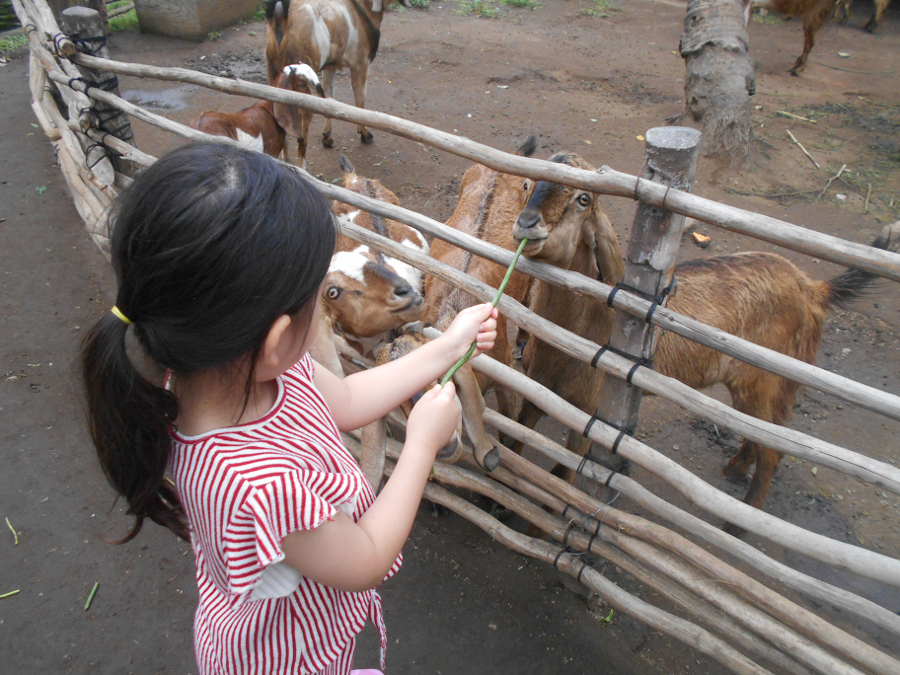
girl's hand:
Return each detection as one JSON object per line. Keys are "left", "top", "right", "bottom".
{"left": 406, "top": 382, "right": 459, "bottom": 456}
{"left": 442, "top": 303, "right": 499, "bottom": 360}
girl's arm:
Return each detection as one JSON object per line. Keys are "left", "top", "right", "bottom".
{"left": 279, "top": 382, "right": 458, "bottom": 591}
{"left": 313, "top": 303, "right": 497, "bottom": 431}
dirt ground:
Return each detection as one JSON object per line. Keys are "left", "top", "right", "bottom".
{"left": 2, "top": 0, "right": 899, "bottom": 673}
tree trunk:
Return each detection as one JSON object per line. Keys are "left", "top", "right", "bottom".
{"left": 678, "top": 0, "right": 759, "bottom": 164}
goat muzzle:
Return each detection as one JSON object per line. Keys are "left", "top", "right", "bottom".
{"left": 513, "top": 209, "right": 548, "bottom": 251}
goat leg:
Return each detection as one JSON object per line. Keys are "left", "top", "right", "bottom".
{"left": 360, "top": 417, "right": 387, "bottom": 493}
{"left": 309, "top": 311, "right": 345, "bottom": 377}
{"left": 453, "top": 363, "right": 501, "bottom": 471}
{"left": 350, "top": 65, "right": 374, "bottom": 144}
{"left": 321, "top": 67, "right": 336, "bottom": 148}
{"left": 512, "top": 399, "right": 544, "bottom": 454}
{"left": 724, "top": 445, "right": 783, "bottom": 537}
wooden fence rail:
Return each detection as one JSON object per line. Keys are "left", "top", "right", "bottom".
{"left": 64, "top": 51, "right": 900, "bottom": 282}
{"left": 38, "top": 55, "right": 900, "bottom": 427}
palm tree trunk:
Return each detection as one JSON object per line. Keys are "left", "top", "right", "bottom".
{"left": 678, "top": 0, "right": 759, "bottom": 164}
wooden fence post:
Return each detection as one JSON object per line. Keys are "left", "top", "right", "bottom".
{"left": 589, "top": 126, "right": 702, "bottom": 493}
{"left": 47, "top": 0, "right": 108, "bottom": 33}
{"left": 59, "top": 5, "right": 137, "bottom": 176}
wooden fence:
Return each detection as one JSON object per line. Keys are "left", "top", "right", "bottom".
{"left": 12, "top": 0, "right": 900, "bottom": 673}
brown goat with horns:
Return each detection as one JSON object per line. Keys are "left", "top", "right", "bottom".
{"left": 512, "top": 151, "right": 899, "bottom": 533}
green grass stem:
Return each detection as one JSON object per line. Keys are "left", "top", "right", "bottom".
{"left": 440, "top": 237, "right": 527, "bottom": 386}
{"left": 84, "top": 582, "right": 99, "bottom": 611}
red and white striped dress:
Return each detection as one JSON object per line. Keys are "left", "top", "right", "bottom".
{"left": 170, "top": 355, "right": 401, "bottom": 675}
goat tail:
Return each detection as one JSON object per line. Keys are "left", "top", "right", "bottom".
{"left": 265, "top": 0, "right": 289, "bottom": 45}
{"left": 264, "top": 0, "right": 289, "bottom": 20}
{"left": 826, "top": 220, "right": 900, "bottom": 308}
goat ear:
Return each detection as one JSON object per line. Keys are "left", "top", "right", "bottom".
{"left": 273, "top": 101, "right": 305, "bottom": 139}
{"left": 587, "top": 206, "right": 625, "bottom": 285}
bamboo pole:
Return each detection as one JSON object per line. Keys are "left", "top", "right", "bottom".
{"left": 338, "top": 220, "right": 900, "bottom": 502}
{"left": 484, "top": 408, "right": 900, "bottom": 639}
{"left": 65, "top": 52, "right": 900, "bottom": 282}
{"left": 342, "top": 434, "right": 776, "bottom": 675}
{"left": 44, "top": 66, "right": 900, "bottom": 426}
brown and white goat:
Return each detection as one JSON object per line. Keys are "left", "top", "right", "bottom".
{"left": 322, "top": 245, "right": 424, "bottom": 358}
{"left": 264, "top": 0, "right": 408, "bottom": 163}
{"left": 320, "top": 156, "right": 429, "bottom": 359}
{"left": 748, "top": 0, "right": 840, "bottom": 75}
{"left": 512, "top": 151, "right": 898, "bottom": 531}
{"left": 189, "top": 64, "right": 323, "bottom": 161}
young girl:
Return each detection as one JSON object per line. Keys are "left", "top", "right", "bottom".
{"left": 81, "top": 142, "right": 498, "bottom": 675}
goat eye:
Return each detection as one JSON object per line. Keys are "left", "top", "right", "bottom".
{"left": 577, "top": 193, "right": 592, "bottom": 207}
{"left": 326, "top": 286, "right": 341, "bottom": 300}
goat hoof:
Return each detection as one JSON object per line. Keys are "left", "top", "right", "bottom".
{"left": 322, "top": 133, "right": 335, "bottom": 149}
{"left": 360, "top": 130, "right": 374, "bottom": 144}
{"left": 722, "top": 521, "right": 748, "bottom": 538}
{"left": 723, "top": 468, "right": 749, "bottom": 485}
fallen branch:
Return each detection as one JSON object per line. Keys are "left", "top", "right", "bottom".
{"left": 786, "top": 130, "right": 821, "bottom": 170}
{"left": 776, "top": 110, "right": 816, "bottom": 123}
{"left": 818, "top": 164, "right": 847, "bottom": 200}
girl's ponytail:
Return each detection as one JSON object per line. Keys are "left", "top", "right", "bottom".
{"left": 81, "top": 142, "right": 335, "bottom": 544}
{"left": 82, "top": 312, "right": 187, "bottom": 542}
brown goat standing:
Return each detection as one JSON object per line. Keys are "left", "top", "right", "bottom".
{"left": 378, "top": 137, "right": 538, "bottom": 467}
{"left": 749, "top": 0, "right": 840, "bottom": 75}
{"left": 264, "top": 0, "right": 407, "bottom": 164}
{"left": 835, "top": 0, "right": 891, "bottom": 31}
{"left": 512, "top": 151, "right": 899, "bottom": 532}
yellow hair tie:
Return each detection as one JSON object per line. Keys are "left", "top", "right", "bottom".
{"left": 111, "top": 306, "right": 132, "bottom": 325}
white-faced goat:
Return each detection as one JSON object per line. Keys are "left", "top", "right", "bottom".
{"left": 264, "top": 0, "right": 408, "bottom": 164}
{"left": 322, "top": 245, "right": 424, "bottom": 358}
{"left": 512, "top": 151, "right": 899, "bottom": 532}
{"left": 189, "top": 64, "right": 322, "bottom": 161}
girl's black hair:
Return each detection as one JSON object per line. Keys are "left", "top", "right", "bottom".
{"left": 81, "top": 142, "right": 336, "bottom": 542}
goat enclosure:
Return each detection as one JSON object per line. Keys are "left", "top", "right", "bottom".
{"left": 11, "top": 1, "right": 900, "bottom": 673}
